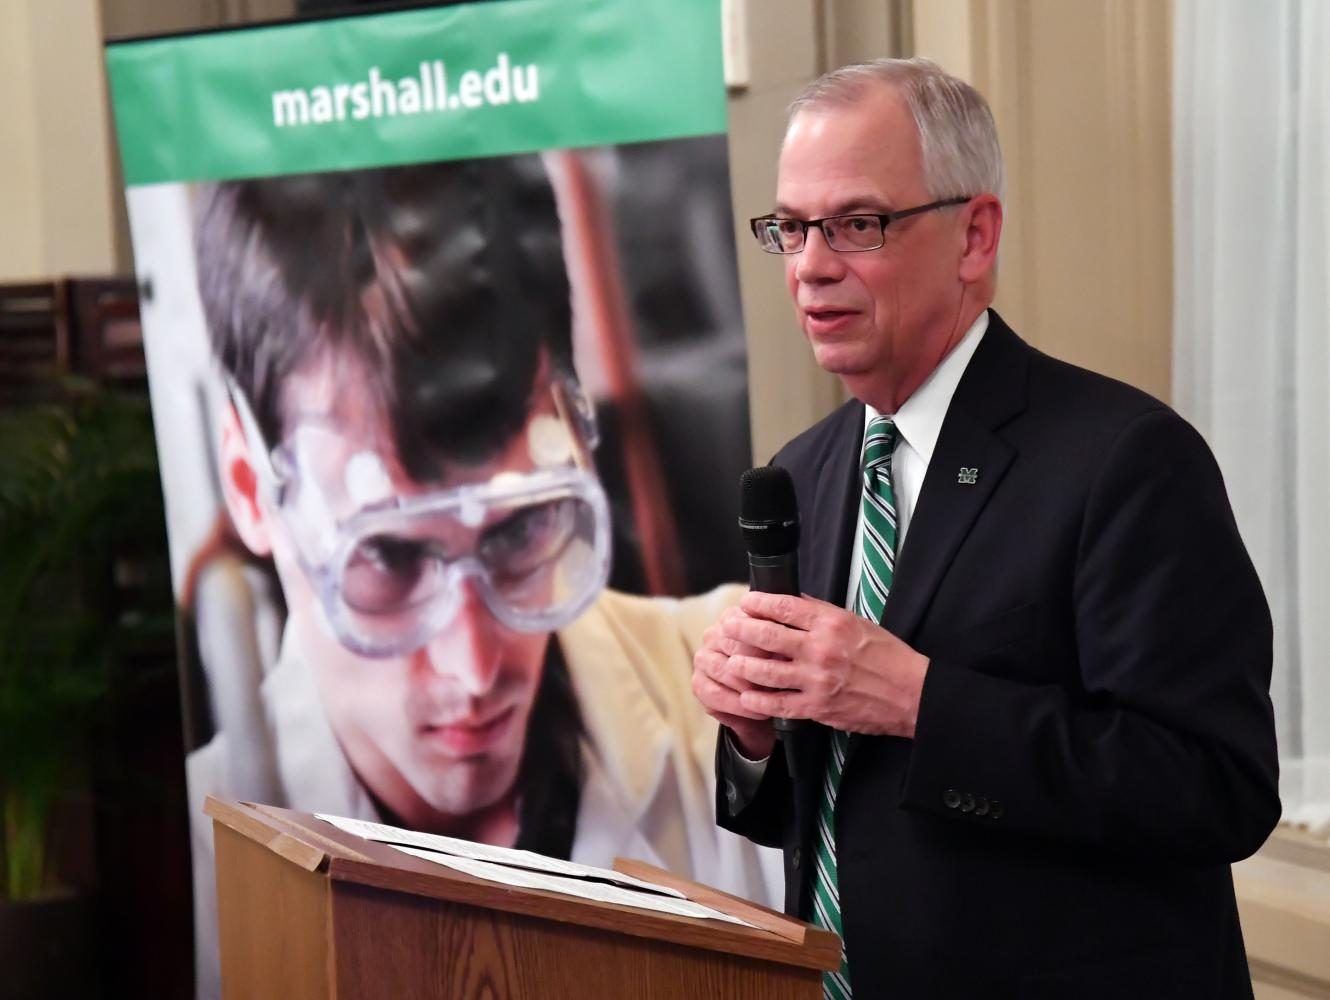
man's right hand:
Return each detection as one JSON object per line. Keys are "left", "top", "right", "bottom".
{"left": 692, "top": 605, "right": 778, "bottom": 760}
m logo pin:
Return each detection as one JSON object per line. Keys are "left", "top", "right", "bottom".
{"left": 958, "top": 467, "right": 979, "bottom": 485}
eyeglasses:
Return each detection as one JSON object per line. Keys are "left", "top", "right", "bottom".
{"left": 750, "top": 197, "right": 972, "bottom": 254}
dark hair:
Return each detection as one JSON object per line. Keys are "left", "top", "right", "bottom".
{"left": 193, "top": 155, "right": 572, "bottom": 477}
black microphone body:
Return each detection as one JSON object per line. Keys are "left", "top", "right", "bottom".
{"left": 746, "top": 551, "right": 800, "bottom": 606}
{"left": 738, "top": 466, "right": 805, "bottom": 745}
{"left": 745, "top": 552, "right": 802, "bottom": 738}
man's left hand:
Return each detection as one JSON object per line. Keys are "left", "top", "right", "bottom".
{"left": 722, "top": 591, "right": 930, "bottom": 739}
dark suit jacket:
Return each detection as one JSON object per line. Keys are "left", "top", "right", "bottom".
{"left": 718, "top": 312, "right": 1279, "bottom": 999}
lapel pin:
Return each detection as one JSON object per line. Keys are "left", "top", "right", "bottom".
{"left": 958, "top": 467, "right": 979, "bottom": 485}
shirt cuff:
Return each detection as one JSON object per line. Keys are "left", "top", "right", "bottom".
{"left": 721, "top": 727, "right": 770, "bottom": 802}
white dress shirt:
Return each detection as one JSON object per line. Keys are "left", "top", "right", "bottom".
{"left": 842, "top": 309, "right": 989, "bottom": 608}
{"left": 727, "top": 309, "right": 989, "bottom": 775}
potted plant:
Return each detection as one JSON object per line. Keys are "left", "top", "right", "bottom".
{"left": 0, "top": 377, "right": 168, "bottom": 1000}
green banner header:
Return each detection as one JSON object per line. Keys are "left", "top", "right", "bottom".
{"left": 106, "top": 0, "right": 726, "bottom": 186}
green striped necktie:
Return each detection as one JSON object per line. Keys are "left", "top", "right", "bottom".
{"left": 810, "top": 415, "right": 899, "bottom": 1000}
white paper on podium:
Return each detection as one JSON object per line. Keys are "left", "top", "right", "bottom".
{"left": 315, "top": 812, "right": 686, "bottom": 899}
{"left": 389, "top": 844, "right": 754, "bottom": 927}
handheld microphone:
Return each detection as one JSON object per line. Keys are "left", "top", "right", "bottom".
{"left": 738, "top": 465, "right": 803, "bottom": 738}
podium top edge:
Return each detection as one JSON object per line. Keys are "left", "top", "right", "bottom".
{"left": 203, "top": 797, "right": 841, "bottom": 972}
{"left": 204, "top": 797, "right": 379, "bottom": 872}
{"left": 204, "top": 797, "right": 327, "bottom": 873}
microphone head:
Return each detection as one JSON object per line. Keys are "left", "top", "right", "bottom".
{"left": 739, "top": 465, "right": 800, "bottom": 556}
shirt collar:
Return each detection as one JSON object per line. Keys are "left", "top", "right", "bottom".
{"left": 864, "top": 309, "right": 989, "bottom": 462}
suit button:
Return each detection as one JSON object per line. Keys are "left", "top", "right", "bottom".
{"left": 943, "top": 789, "right": 961, "bottom": 809}
{"left": 960, "top": 793, "right": 976, "bottom": 813}
{"left": 974, "top": 796, "right": 990, "bottom": 817}
{"left": 792, "top": 847, "right": 802, "bottom": 869}
{"left": 990, "top": 800, "right": 1005, "bottom": 820}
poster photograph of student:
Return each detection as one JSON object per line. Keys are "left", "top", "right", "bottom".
{"left": 104, "top": 2, "right": 780, "bottom": 996}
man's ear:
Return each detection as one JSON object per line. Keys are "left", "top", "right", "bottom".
{"left": 219, "top": 403, "right": 274, "bottom": 557}
{"left": 958, "top": 193, "right": 1003, "bottom": 284}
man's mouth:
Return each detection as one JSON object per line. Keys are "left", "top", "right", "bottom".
{"left": 421, "top": 706, "right": 516, "bottom": 757}
{"left": 804, "top": 307, "right": 858, "bottom": 332}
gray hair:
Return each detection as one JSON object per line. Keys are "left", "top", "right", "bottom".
{"left": 788, "top": 57, "right": 1004, "bottom": 202}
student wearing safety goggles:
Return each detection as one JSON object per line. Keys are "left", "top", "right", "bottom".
{"left": 184, "top": 155, "right": 781, "bottom": 1000}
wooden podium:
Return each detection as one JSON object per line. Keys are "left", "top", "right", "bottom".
{"left": 205, "top": 797, "right": 840, "bottom": 999}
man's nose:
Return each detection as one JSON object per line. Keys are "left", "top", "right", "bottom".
{"left": 420, "top": 581, "right": 503, "bottom": 697}
{"left": 792, "top": 224, "right": 845, "bottom": 283}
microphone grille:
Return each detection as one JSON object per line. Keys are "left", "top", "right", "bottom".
{"left": 739, "top": 465, "right": 800, "bottom": 555}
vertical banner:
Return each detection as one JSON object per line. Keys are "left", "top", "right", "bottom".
{"left": 105, "top": 3, "right": 777, "bottom": 996}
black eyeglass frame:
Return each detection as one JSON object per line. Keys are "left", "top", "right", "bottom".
{"left": 749, "top": 196, "right": 973, "bottom": 254}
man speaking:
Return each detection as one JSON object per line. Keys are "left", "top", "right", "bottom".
{"left": 693, "top": 57, "right": 1279, "bottom": 998}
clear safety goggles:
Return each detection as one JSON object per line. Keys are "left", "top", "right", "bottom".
{"left": 229, "top": 376, "right": 611, "bottom": 658}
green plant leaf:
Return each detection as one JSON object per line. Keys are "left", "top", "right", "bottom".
{"left": 0, "top": 377, "right": 171, "bottom": 899}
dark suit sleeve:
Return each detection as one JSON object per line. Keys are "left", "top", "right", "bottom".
{"left": 901, "top": 407, "right": 1280, "bottom": 863}
{"left": 715, "top": 727, "right": 791, "bottom": 849}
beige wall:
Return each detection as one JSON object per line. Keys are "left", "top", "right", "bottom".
{"left": 914, "top": 0, "right": 1174, "bottom": 402}
{"left": 0, "top": 1, "right": 119, "bottom": 281}
{"left": 0, "top": 4, "right": 42, "bottom": 281}
{"left": 726, "top": 0, "right": 855, "bottom": 464}
{"left": 0, "top": 0, "right": 295, "bottom": 285}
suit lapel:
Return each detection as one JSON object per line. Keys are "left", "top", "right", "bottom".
{"left": 846, "top": 314, "right": 1030, "bottom": 767}
{"left": 883, "top": 314, "right": 1029, "bottom": 642}
{"left": 881, "top": 413, "right": 1014, "bottom": 642}
{"left": 803, "top": 400, "right": 865, "bottom": 606}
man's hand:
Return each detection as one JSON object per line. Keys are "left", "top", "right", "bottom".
{"left": 692, "top": 605, "right": 779, "bottom": 760}
{"left": 722, "top": 591, "right": 929, "bottom": 738}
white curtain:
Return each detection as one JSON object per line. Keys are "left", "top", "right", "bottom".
{"left": 1173, "top": 0, "right": 1330, "bottom": 829}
